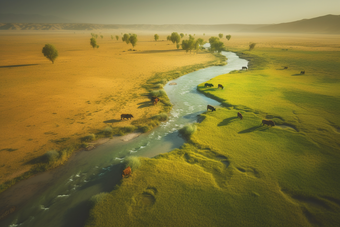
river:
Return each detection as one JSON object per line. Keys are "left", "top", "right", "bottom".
{"left": 0, "top": 50, "right": 248, "bottom": 227}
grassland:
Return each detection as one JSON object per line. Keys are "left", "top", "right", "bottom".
{"left": 85, "top": 34, "right": 340, "bottom": 227}
{"left": 0, "top": 31, "right": 228, "bottom": 192}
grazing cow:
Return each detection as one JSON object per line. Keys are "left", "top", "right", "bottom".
{"left": 205, "top": 83, "right": 214, "bottom": 87}
{"left": 218, "top": 84, "right": 224, "bottom": 89}
{"left": 262, "top": 119, "right": 275, "bottom": 127}
{"left": 207, "top": 105, "right": 216, "bottom": 112}
{"left": 283, "top": 66, "right": 288, "bottom": 69}
{"left": 121, "top": 114, "right": 134, "bottom": 120}
{"left": 151, "top": 96, "right": 160, "bottom": 105}
{"left": 122, "top": 166, "right": 131, "bottom": 178}
{"left": 300, "top": 71, "right": 305, "bottom": 74}
{"left": 242, "top": 66, "right": 248, "bottom": 70}
{"left": 237, "top": 112, "right": 243, "bottom": 120}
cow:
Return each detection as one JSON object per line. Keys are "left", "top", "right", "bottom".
{"left": 151, "top": 96, "right": 160, "bottom": 105}
{"left": 242, "top": 66, "right": 248, "bottom": 70}
{"left": 283, "top": 66, "right": 288, "bottom": 69}
{"left": 122, "top": 166, "right": 131, "bottom": 178}
{"left": 121, "top": 114, "right": 134, "bottom": 120}
{"left": 207, "top": 105, "right": 216, "bottom": 112}
{"left": 237, "top": 112, "right": 243, "bottom": 120}
{"left": 262, "top": 119, "right": 275, "bottom": 127}
{"left": 300, "top": 71, "right": 305, "bottom": 74}
{"left": 218, "top": 84, "right": 224, "bottom": 89}
{"left": 205, "top": 83, "right": 214, "bottom": 87}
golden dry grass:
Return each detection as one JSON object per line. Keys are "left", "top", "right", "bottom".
{"left": 0, "top": 31, "right": 216, "bottom": 184}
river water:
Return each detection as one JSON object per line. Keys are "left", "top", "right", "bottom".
{"left": 0, "top": 51, "right": 247, "bottom": 227}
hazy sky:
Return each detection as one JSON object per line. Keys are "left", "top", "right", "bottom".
{"left": 0, "top": 0, "right": 339, "bottom": 24}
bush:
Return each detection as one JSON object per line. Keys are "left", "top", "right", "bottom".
{"left": 150, "top": 89, "right": 166, "bottom": 97}
{"left": 90, "top": 192, "right": 110, "bottom": 207}
{"left": 81, "top": 134, "right": 96, "bottom": 142}
{"left": 154, "top": 83, "right": 163, "bottom": 89}
{"left": 102, "top": 126, "right": 113, "bottom": 137}
{"left": 139, "top": 125, "right": 151, "bottom": 133}
{"left": 125, "top": 156, "right": 141, "bottom": 170}
{"left": 179, "top": 124, "right": 197, "bottom": 139}
{"left": 42, "top": 150, "right": 59, "bottom": 164}
{"left": 152, "top": 113, "right": 168, "bottom": 121}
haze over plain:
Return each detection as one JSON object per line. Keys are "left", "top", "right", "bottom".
{"left": 0, "top": 0, "right": 340, "bottom": 24}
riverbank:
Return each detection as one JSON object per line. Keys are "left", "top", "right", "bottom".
{"left": 0, "top": 31, "right": 229, "bottom": 195}
{"left": 85, "top": 41, "right": 340, "bottom": 226}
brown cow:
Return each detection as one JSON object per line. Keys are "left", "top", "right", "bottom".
{"left": 122, "top": 166, "right": 131, "bottom": 178}
{"left": 207, "top": 105, "right": 216, "bottom": 111}
{"left": 218, "top": 84, "right": 224, "bottom": 89}
{"left": 237, "top": 112, "right": 243, "bottom": 120}
{"left": 121, "top": 114, "right": 134, "bottom": 120}
{"left": 262, "top": 119, "right": 275, "bottom": 126}
{"left": 242, "top": 66, "right": 248, "bottom": 70}
{"left": 151, "top": 96, "right": 160, "bottom": 105}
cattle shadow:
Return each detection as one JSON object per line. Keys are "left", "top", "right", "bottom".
{"left": 0, "top": 64, "right": 39, "bottom": 68}
{"left": 292, "top": 74, "right": 305, "bottom": 76}
{"left": 238, "top": 125, "right": 267, "bottom": 134}
{"left": 103, "top": 119, "right": 121, "bottom": 124}
{"left": 218, "top": 116, "right": 238, "bottom": 126}
{"left": 137, "top": 101, "right": 153, "bottom": 108}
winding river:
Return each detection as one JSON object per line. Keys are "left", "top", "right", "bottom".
{"left": 0, "top": 50, "right": 247, "bottom": 227}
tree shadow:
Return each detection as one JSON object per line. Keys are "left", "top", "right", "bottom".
{"left": 218, "top": 116, "right": 238, "bottom": 126}
{"left": 103, "top": 119, "right": 121, "bottom": 124}
{"left": 138, "top": 49, "right": 180, "bottom": 54}
{"left": 292, "top": 74, "right": 305, "bottom": 76}
{"left": 0, "top": 64, "right": 39, "bottom": 68}
{"left": 238, "top": 125, "right": 267, "bottom": 134}
{"left": 137, "top": 101, "right": 153, "bottom": 109}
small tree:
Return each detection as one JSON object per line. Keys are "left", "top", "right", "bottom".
{"left": 154, "top": 34, "right": 159, "bottom": 41}
{"left": 170, "top": 32, "right": 181, "bottom": 47}
{"left": 218, "top": 33, "right": 223, "bottom": 38}
{"left": 166, "top": 35, "right": 171, "bottom": 41}
{"left": 203, "top": 33, "right": 205, "bottom": 36}
{"left": 226, "top": 35, "right": 231, "bottom": 40}
{"left": 90, "top": 38, "right": 98, "bottom": 48}
{"left": 129, "top": 34, "right": 138, "bottom": 47}
{"left": 180, "top": 33, "right": 184, "bottom": 38}
{"left": 249, "top": 42, "right": 256, "bottom": 51}
{"left": 209, "top": 37, "right": 225, "bottom": 53}
{"left": 100, "top": 35, "right": 103, "bottom": 39}
{"left": 122, "top": 34, "right": 130, "bottom": 44}
{"left": 42, "top": 44, "right": 58, "bottom": 64}
{"left": 115, "top": 35, "right": 119, "bottom": 41}
{"left": 111, "top": 35, "right": 113, "bottom": 40}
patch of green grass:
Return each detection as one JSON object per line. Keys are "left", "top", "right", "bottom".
{"left": 86, "top": 47, "right": 340, "bottom": 227}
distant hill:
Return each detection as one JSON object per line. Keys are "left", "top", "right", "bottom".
{"left": 0, "top": 13, "right": 70, "bottom": 23}
{"left": 255, "top": 14, "right": 340, "bottom": 34}
{"left": 0, "top": 14, "right": 339, "bottom": 34}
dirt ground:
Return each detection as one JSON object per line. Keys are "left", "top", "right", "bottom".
{"left": 0, "top": 31, "right": 216, "bottom": 185}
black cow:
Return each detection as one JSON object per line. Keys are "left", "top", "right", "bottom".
{"left": 205, "top": 83, "right": 214, "bottom": 87}
{"left": 218, "top": 84, "right": 224, "bottom": 89}
{"left": 283, "top": 66, "right": 288, "bottom": 69}
{"left": 242, "top": 66, "right": 248, "bottom": 70}
{"left": 262, "top": 119, "right": 275, "bottom": 126}
{"left": 121, "top": 114, "right": 134, "bottom": 120}
{"left": 300, "top": 71, "right": 305, "bottom": 74}
{"left": 237, "top": 112, "right": 243, "bottom": 120}
{"left": 207, "top": 105, "right": 216, "bottom": 112}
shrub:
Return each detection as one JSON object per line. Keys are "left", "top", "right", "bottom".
{"left": 42, "top": 150, "right": 59, "bottom": 164}
{"left": 125, "top": 156, "right": 141, "bottom": 170}
{"left": 150, "top": 89, "right": 166, "bottom": 97}
{"left": 152, "top": 113, "right": 168, "bottom": 121}
{"left": 139, "top": 125, "right": 151, "bottom": 133}
{"left": 179, "top": 124, "right": 197, "bottom": 139}
{"left": 81, "top": 134, "right": 96, "bottom": 142}
{"left": 90, "top": 192, "right": 110, "bottom": 207}
{"left": 154, "top": 83, "right": 163, "bottom": 89}
{"left": 102, "top": 126, "right": 113, "bottom": 137}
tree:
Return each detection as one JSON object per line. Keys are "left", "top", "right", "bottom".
{"left": 90, "top": 38, "right": 99, "bottom": 48}
{"left": 180, "top": 33, "right": 184, "bottom": 38}
{"left": 115, "top": 35, "right": 119, "bottom": 41}
{"left": 154, "top": 34, "right": 159, "bottom": 41}
{"left": 129, "top": 34, "right": 138, "bottom": 47}
{"left": 203, "top": 33, "right": 205, "bottom": 36}
{"left": 111, "top": 35, "right": 113, "bottom": 40}
{"left": 170, "top": 32, "right": 181, "bottom": 47}
{"left": 166, "top": 35, "right": 171, "bottom": 41}
{"left": 249, "top": 42, "right": 256, "bottom": 51}
{"left": 226, "top": 35, "right": 231, "bottom": 40}
{"left": 122, "top": 34, "right": 130, "bottom": 44}
{"left": 218, "top": 33, "right": 223, "bottom": 38}
{"left": 42, "top": 44, "right": 58, "bottom": 64}
{"left": 209, "top": 37, "right": 225, "bottom": 53}
{"left": 100, "top": 35, "right": 103, "bottom": 39}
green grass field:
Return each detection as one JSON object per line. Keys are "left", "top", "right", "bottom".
{"left": 85, "top": 47, "right": 340, "bottom": 226}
